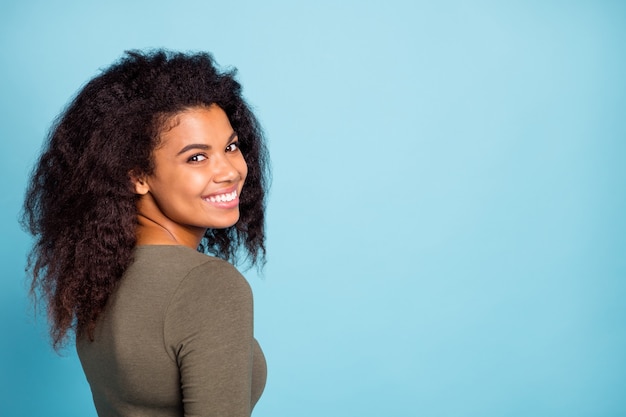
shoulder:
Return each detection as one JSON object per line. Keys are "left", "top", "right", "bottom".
{"left": 162, "top": 249, "right": 253, "bottom": 355}
{"left": 183, "top": 254, "right": 251, "bottom": 299}
{"left": 162, "top": 248, "right": 252, "bottom": 315}
{"left": 129, "top": 245, "right": 250, "bottom": 300}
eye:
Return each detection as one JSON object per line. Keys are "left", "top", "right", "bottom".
{"left": 226, "top": 142, "right": 240, "bottom": 153}
{"left": 187, "top": 153, "right": 207, "bottom": 163}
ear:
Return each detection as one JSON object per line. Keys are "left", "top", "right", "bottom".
{"left": 129, "top": 170, "right": 150, "bottom": 195}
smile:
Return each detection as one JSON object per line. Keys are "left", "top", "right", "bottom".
{"left": 204, "top": 190, "right": 238, "bottom": 203}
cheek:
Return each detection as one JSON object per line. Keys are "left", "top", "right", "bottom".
{"left": 237, "top": 155, "right": 248, "bottom": 182}
{"left": 183, "top": 172, "right": 211, "bottom": 193}
{"left": 156, "top": 170, "right": 203, "bottom": 196}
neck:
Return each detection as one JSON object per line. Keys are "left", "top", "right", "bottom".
{"left": 135, "top": 195, "right": 205, "bottom": 249}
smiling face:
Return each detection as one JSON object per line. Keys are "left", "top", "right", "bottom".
{"left": 133, "top": 105, "right": 247, "bottom": 247}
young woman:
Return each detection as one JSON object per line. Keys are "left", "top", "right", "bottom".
{"left": 22, "top": 49, "right": 269, "bottom": 416}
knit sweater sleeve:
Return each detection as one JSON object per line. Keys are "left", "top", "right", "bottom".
{"left": 163, "top": 259, "right": 254, "bottom": 417}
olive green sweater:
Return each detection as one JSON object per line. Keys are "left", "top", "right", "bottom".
{"left": 77, "top": 245, "right": 266, "bottom": 417}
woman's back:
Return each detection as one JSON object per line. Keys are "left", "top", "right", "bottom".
{"left": 77, "top": 245, "right": 266, "bottom": 417}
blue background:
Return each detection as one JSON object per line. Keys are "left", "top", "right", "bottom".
{"left": 1, "top": 1, "right": 625, "bottom": 416}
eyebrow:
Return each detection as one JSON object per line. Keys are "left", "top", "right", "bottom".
{"left": 176, "top": 131, "right": 238, "bottom": 156}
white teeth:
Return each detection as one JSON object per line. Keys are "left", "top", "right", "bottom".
{"left": 207, "top": 190, "right": 237, "bottom": 203}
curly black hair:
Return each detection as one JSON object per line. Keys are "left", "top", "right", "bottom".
{"left": 21, "top": 49, "right": 270, "bottom": 350}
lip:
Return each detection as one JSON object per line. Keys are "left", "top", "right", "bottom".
{"left": 202, "top": 185, "right": 240, "bottom": 209}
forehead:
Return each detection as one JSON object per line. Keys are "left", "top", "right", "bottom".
{"left": 155, "top": 105, "right": 232, "bottom": 149}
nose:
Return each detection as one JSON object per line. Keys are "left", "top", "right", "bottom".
{"left": 212, "top": 154, "right": 240, "bottom": 183}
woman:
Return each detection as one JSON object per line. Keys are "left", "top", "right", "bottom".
{"left": 22, "top": 49, "right": 269, "bottom": 416}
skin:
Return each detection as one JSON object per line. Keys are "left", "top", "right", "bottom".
{"left": 133, "top": 105, "right": 248, "bottom": 249}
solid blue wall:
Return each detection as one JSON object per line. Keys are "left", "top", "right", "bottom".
{"left": 1, "top": 1, "right": 625, "bottom": 416}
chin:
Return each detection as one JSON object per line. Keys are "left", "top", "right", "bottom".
{"left": 208, "top": 214, "right": 240, "bottom": 230}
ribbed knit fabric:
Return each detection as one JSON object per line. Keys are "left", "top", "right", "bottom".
{"left": 77, "top": 245, "right": 266, "bottom": 417}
